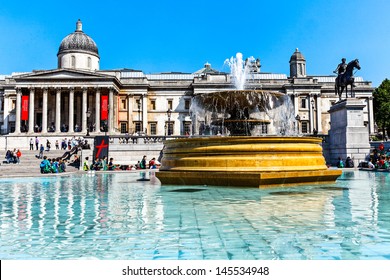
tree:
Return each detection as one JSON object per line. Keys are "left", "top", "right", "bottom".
{"left": 373, "top": 79, "right": 390, "bottom": 139}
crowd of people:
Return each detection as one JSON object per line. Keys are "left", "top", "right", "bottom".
{"left": 364, "top": 147, "right": 390, "bottom": 169}
{"left": 4, "top": 149, "right": 22, "bottom": 164}
{"left": 82, "top": 155, "right": 160, "bottom": 172}
{"left": 39, "top": 156, "right": 67, "bottom": 173}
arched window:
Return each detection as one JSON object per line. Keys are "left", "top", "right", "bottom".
{"left": 88, "top": 57, "right": 91, "bottom": 68}
{"left": 71, "top": 56, "right": 76, "bottom": 68}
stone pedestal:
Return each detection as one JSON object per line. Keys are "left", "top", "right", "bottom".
{"left": 327, "top": 99, "right": 370, "bottom": 166}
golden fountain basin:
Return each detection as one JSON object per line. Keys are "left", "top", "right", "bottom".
{"left": 155, "top": 136, "right": 341, "bottom": 188}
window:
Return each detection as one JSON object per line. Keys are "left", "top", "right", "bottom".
{"left": 150, "top": 100, "right": 156, "bottom": 110}
{"left": 149, "top": 122, "right": 157, "bottom": 135}
{"left": 71, "top": 56, "right": 76, "bottom": 68}
{"left": 135, "top": 122, "right": 142, "bottom": 133}
{"left": 185, "top": 99, "right": 191, "bottom": 110}
{"left": 120, "top": 98, "right": 127, "bottom": 110}
{"left": 301, "top": 122, "right": 308, "bottom": 134}
{"left": 11, "top": 99, "right": 16, "bottom": 111}
{"left": 88, "top": 57, "right": 92, "bottom": 68}
{"left": 135, "top": 99, "right": 141, "bottom": 110}
{"left": 183, "top": 121, "right": 191, "bottom": 135}
{"left": 261, "top": 123, "right": 268, "bottom": 134}
{"left": 166, "top": 121, "right": 174, "bottom": 135}
{"left": 120, "top": 122, "right": 127, "bottom": 133}
{"left": 301, "top": 97, "right": 307, "bottom": 109}
{"left": 168, "top": 100, "right": 173, "bottom": 110}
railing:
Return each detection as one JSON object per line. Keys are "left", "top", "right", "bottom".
{"left": 106, "top": 135, "right": 188, "bottom": 145}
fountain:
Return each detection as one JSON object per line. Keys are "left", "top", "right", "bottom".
{"left": 156, "top": 53, "right": 341, "bottom": 187}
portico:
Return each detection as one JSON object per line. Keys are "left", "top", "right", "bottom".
{"left": 12, "top": 73, "right": 119, "bottom": 135}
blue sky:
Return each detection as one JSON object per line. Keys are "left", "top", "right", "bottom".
{"left": 0, "top": 0, "right": 389, "bottom": 87}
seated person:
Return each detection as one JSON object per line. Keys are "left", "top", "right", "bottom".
{"left": 40, "top": 156, "right": 52, "bottom": 173}
{"left": 108, "top": 158, "right": 116, "bottom": 170}
{"left": 345, "top": 157, "right": 354, "bottom": 168}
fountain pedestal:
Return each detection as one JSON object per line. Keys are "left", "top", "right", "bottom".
{"left": 156, "top": 136, "right": 341, "bottom": 188}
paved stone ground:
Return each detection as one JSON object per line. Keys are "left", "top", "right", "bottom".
{"left": 0, "top": 149, "right": 80, "bottom": 178}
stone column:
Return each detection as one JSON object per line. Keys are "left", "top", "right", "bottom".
{"left": 293, "top": 94, "right": 299, "bottom": 117}
{"left": 82, "top": 88, "right": 88, "bottom": 133}
{"left": 95, "top": 88, "right": 101, "bottom": 133}
{"left": 142, "top": 94, "right": 148, "bottom": 134}
{"left": 316, "top": 95, "right": 322, "bottom": 133}
{"left": 55, "top": 88, "right": 62, "bottom": 133}
{"left": 368, "top": 97, "right": 375, "bottom": 135}
{"left": 68, "top": 88, "right": 74, "bottom": 133}
{"left": 15, "top": 88, "right": 22, "bottom": 134}
{"left": 108, "top": 87, "right": 114, "bottom": 133}
{"left": 28, "top": 87, "right": 35, "bottom": 133}
{"left": 42, "top": 88, "right": 48, "bottom": 133}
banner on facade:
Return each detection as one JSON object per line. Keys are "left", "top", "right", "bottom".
{"left": 101, "top": 95, "right": 108, "bottom": 121}
{"left": 93, "top": 136, "right": 109, "bottom": 160}
{"left": 21, "top": 95, "right": 29, "bottom": 121}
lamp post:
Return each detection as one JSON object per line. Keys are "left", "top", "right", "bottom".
{"left": 86, "top": 109, "right": 91, "bottom": 136}
{"left": 167, "top": 109, "right": 172, "bottom": 136}
{"left": 295, "top": 114, "right": 301, "bottom": 134}
{"left": 311, "top": 99, "right": 317, "bottom": 135}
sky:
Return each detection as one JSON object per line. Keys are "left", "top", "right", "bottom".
{"left": 0, "top": 0, "right": 389, "bottom": 87}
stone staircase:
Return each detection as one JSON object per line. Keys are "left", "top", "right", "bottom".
{"left": 0, "top": 148, "right": 80, "bottom": 177}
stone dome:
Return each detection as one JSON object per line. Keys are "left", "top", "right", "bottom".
{"left": 57, "top": 19, "right": 99, "bottom": 57}
{"left": 289, "top": 48, "right": 305, "bottom": 62}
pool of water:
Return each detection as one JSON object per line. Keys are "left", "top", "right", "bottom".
{"left": 0, "top": 170, "right": 389, "bottom": 260}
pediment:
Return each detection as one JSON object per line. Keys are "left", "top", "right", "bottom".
{"left": 14, "top": 69, "right": 113, "bottom": 80}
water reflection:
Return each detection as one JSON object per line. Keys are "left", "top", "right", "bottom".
{"left": 0, "top": 171, "right": 389, "bottom": 260}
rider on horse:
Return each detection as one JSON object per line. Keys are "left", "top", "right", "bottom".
{"left": 334, "top": 58, "right": 347, "bottom": 86}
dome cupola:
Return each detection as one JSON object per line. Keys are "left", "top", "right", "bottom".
{"left": 289, "top": 48, "right": 306, "bottom": 78}
{"left": 57, "top": 19, "right": 100, "bottom": 71}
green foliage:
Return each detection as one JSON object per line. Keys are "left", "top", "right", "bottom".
{"left": 373, "top": 79, "right": 390, "bottom": 137}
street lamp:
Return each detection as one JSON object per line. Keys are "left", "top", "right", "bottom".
{"left": 295, "top": 114, "right": 301, "bottom": 133}
{"left": 86, "top": 109, "right": 91, "bottom": 136}
{"left": 311, "top": 99, "right": 317, "bottom": 135}
{"left": 167, "top": 109, "right": 172, "bottom": 136}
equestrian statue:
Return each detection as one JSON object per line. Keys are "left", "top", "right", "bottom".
{"left": 334, "top": 58, "right": 361, "bottom": 101}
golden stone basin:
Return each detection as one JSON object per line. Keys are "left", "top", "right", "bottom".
{"left": 156, "top": 136, "right": 341, "bottom": 188}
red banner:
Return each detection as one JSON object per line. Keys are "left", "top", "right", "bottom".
{"left": 101, "top": 95, "right": 108, "bottom": 121}
{"left": 21, "top": 95, "right": 29, "bottom": 121}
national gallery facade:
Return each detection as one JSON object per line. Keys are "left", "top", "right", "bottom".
{"left": 0, "top": 20, "right": 375, "bottom": 137}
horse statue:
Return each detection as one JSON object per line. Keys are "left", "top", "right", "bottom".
{"left": 335, "top": 59, "right": 361, "bottom": 100}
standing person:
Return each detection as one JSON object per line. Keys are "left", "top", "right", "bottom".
{"left": 38, "top": 144, "right": 44, "bottom": 159}
{"left": 29, "top": 138, "right": 34, "bottom": 150}
{"left": 55, "top": 140, "right": 59, "bottom": 150}
{"left": 140, "top": 155, "right": 147, "bottom": 169}
{"left": 83, "top": 157, "right": 90, "bottom": 171}
{"left": 16, "top": 149, "right": 22, "bottom": 164}
{"left": 46, "top": 139, "right": 51, "bottom": 152}
{"left": 35, "top": 137, "right": 39, "bottom": 150}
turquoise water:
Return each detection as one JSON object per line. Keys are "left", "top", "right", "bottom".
{"left": 0, "top": 170, "right": 389, "bottom": 260}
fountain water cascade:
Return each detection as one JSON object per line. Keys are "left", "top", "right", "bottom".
{"left": 156, "top": 53, "right": 341, "bottom": 187}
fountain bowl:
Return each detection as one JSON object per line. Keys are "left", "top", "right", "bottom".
{"left": 156, "top": 136, "right": 341, "bottom": 188}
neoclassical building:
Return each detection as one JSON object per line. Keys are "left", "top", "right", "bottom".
{"left": 0, "top": 20, "right": 375, "bottom": 137}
